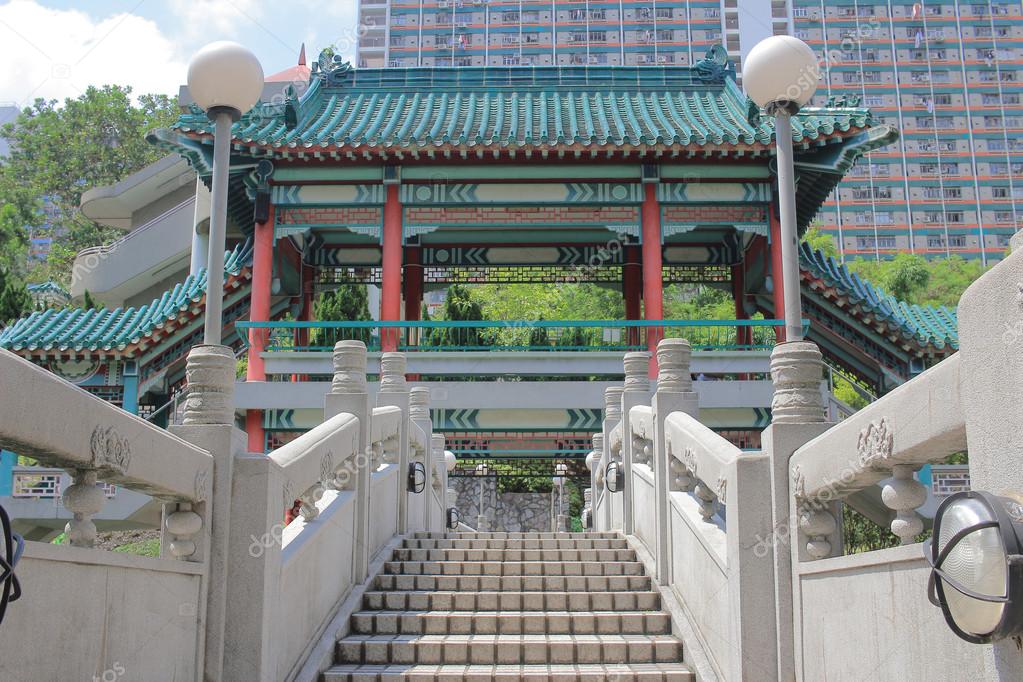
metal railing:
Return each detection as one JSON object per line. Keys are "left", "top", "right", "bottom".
{"left": 236, "top": 319, "right": 806, "bottom": 354}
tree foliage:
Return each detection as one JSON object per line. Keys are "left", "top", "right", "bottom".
{"left": 0, "top": 267, "right": 31, "bottom": 325}
{"left": 312, "top": 284, "right": 371, "bottom": 347}
{"left": 847, "top": 253, "right": 984, "bottom": 308}
{"left": 801, "top": 224, "right": 839, "bottom": 259}
{"left": 0, "top": 86, "right": 178, "bottom": 280}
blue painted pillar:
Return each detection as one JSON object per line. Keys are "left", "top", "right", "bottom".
{"left": 0, "top": 450, "right": 15, "bottom": 496}
{"left": 122, "top": 360, "right": 139, "bottom": 415}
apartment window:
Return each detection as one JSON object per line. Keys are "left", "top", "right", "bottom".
{"left": 591, "top": 8, "right": 607, "bottom": 21}
{"left": 705, "top": 8, "right": 721, "bottom": 19}
{"left": 656, "top": 7, "right": 672, "bottom": 19}
{"left": 793, "top": 7, "right": 808, "bottom": 18}
{"left": 568, "top": 32, "right": 587, "bottom": 43}
{"left": 657, "top": 30, "right": 673, "bottom": 42}
{"left": 522, "top": 11, "right": 539, "bottom": 22}
{"left": 923, "top": 187, "right": 962, "bottom": 200}
{"left": 589, "top": 31, "right": 607, "bottom": 42}
{"left": 863, "top": 95, "right": 886, "bottom": 107}
{"left": 523, "top": 33, "right": 540, "bottom": 44}
{"left": 794, "top": 29, "right": 809, "bottom": 40}
{"left": 503, "top": 11, "right": 518, "bottom": 22}
{"left": 569, "top": 9, "right": 585, "bottom": 21}
{"left": 857, "top": 235, "right": 897, "bottom": 249}
{"left": 502, "top": 55, "right": 520, "bottom": 65}
{"left": 875, "top": 212, "right": 895, "bottom": 226}
{"left": 852, "top": 186, "right": 893, "bottom": 200}
{"left": 995, "top": 212, "right": 1017, "bottom": 224}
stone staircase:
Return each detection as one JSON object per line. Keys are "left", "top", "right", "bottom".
{"left": 324, "top": 531, "right": 693, "bottom": 681}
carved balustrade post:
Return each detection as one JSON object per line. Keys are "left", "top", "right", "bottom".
{"left": 602, "top": 386, "right": 623, "bottom": 531}
{"left": 408, "top": 386, "right": 432, "bottom": 533}
{"left": 377, "top": 352, "right": 411, "bottom": 533}
{"left": 621, "top": 351, "right": 650, "bottom": 536}
{"left": 652, "top": 338, "right": 699, "bottom": 584}
{"left": 171, "top": 343, "right": 239, "bottom": 681}
{"left": 763, "top": 340, "right": 831, "bottom": 682}
{"left": 324, "top": 340, "right": 371, "bottom": 581}
{"left": 62, "top": 469, "right": 104, "bottom": 547}
{"left": 431, "top": 434, "right": 446, "bottom": 532}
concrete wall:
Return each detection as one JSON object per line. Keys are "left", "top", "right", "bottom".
{"left": 370, "top": 465, "right": 399, "bottom": 557}
{"left": 1, "top": 542, "right": 203, "bottom": 681}
{"left": 668, "top": 492, "right": 729, "bottom": 680}
{"left": 277, "top": 490, "right": 358, "bottom": 681}
{"left": 796, "top": 545, "right": 986, "bottom": 680}
{"left": 632, "top": 465, "right": 657, "bottom": 557}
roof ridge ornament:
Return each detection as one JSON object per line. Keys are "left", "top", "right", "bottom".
{"left": 312, "top": 48, "right": 352, "bottom": 86}
{"left": 694, "top": 45, "right": 735, "bottom": 84}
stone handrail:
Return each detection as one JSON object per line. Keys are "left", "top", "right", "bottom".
{"left": 789, "top": 353, "right": 964, "bottom": 549}
{"left": 0, "top": 350, "right": 212, "bottom": 503}
{"left": 664, "top": 411, "right": 742, "bottom": 520}
{"left": 629, "top": 405, "right": 654, "bottom": 468}
{"left": 268, "top": 411, "right": 361, "bottom": 522}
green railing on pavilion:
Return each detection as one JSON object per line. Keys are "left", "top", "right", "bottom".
{"left": 235, "top": 319, "right": 807, "bottom": 353}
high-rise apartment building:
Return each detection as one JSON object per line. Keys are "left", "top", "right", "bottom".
{"left": 794, "top": 1, "right": 1022, "bottom": 263}
{"left": 355, "top": 1, "right": 787, "bottom": 71}
{"left": 356, "top": 1, "right": 1023, "bottom": 264}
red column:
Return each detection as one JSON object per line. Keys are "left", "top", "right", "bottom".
{"left": 769, "top": 204, "right": 786, "bottom": 342}
{"left": 731, "top": 263, "right": 748, "bottom": 348}
{"left": 381, "top": 184, "right": 402, "bottom": 352}
{"left": 641, "top": 183, "right": 663, "bottom": 377}
{"left": 623, "top": 245, "right": 642, "bottom": 348}
{"left": 404, "top": 247, "right": 424, "bottom": 323}
{"left": 246, "top": 204, "right": 274, "bottom": 453}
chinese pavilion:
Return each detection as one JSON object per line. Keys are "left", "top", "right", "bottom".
{"left": 1, "top": 47, "right": 958, "bottom": 455}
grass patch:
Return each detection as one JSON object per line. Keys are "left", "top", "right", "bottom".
{"left": 113, "top": 538, "right": 161, "bottom": 557}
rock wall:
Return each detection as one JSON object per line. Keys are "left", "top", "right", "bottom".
{"left": 450, "top": 478, "right": 557, "bottom": 532}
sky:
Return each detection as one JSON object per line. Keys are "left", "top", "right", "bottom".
{"left": 0, "top": 0, "right": 360, "bottom": 107}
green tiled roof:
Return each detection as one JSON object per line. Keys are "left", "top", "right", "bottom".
{"left": 0, "top": 240, "right": 252, "bottom": 354}
{"left": 151, "top": 48, "right": 893, "bottom": 164}
{"left": 800, "top": 243, "right": 958, "bottom": 351}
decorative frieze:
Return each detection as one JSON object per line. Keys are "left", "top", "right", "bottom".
{"left": 857, "top": 418, "right": 894, "bottom": 469}
{"left": 90, "top": 425, "right": 131, "bottom": 475}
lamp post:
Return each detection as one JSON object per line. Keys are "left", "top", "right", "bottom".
{"left": 743, "top": 36, "right": 821, "bottom": 343}
{"left": 186, "top": 42, "right": 264, "bottom": 346}
{"left": 475, "top": 462, "right": 489, "bottom": 530}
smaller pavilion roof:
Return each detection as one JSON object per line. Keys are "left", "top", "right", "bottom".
{"left": 799, "top": 243, "right": 958, "bottom": 353}
{"left": 0, "top": 240, "right": 252, "bottom": 355}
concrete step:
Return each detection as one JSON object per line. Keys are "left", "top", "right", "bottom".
{"left": 391, "top": 548, "right": 637, "bottom": 563}
{"left": 411, "top": 532, "right": 620, "bottom": 540}
{"left": 383, "top": 560, "right": 645, "bottom": 577}
{"left": 322, "top": 663, "right": 694, "bottom": 681}
{"left": 350, "top": 610, "right": 671, "bottom": 635}
{"left": 335, "top": 634, "right": 684, "bottom": 666}
{"left": 402, "top": 538, "right": 630, "bottom": 550}
{"left": 373, "top": 574, "right": 651, "bottom": 593}
{"left": 362, "top": 591, "right": 662, "bottom": 613}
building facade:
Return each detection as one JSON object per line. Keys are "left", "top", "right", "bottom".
{"left": 796, "top": 0, "right": 1023, "bottom": 263}
{"left": 357, "top": 1, "right": 1023, "bottom": 264}
{"left": 355, "top": 0, "right": 788, "bottom": 71}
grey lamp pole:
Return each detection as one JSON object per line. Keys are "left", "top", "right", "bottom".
{"left": 772, "top": 109, "right": 804, "bottom": 343}
{"left": 743, "top": 35, "right": 822, "bottom": 344}
{"left": 204, "top": 111, "right": 234, "bottom": 346}
{"left": 186, "top": 41, "right": 264, "bottom": 346}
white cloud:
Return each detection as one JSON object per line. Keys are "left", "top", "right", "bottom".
{"left": 168, "top": 0, "right": 263, "bottom": 40}
{"left": 0, "top": 1, "right": 187, "bottom": 105}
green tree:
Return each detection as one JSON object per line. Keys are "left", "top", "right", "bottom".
{"left": 312, "top": 284, "right": 371, "bottom": 348}
{"left": 439, "top": 284, "right": 486, "bottom": 348}
{"left": 0, "top": 268, "right": 31, "bottom": 325}
{"left": 82, "top": 290, "right": 97, "bottom": 310}
{"left": 801, "top": 224, "right": 839, "bottom": 259}
{"left": 881, "top": 252, "right": 930, "bottom": 301}
{"left": 919, "top": 256, "right": 987, "bottom": 308}
{"left": 528, "top": 317, "right": 551, "bottom": 349}
{"left": 0, "top": 86, "right": 177, "bottom": 280}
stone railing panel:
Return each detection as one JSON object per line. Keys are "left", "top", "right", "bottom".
{"left": 664, "top": 411, "right": 741, "bottom": 521}
{"left": 0, "top": 349, "right": 213, "bottom": 502}
{"left": 268, "top": 412, "right": 361, "bottom": 521}
{"left": 789, "top": 353, "right": 964, "bottom": 505}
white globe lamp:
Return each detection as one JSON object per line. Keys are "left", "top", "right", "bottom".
{"left": 185, "top": 41, "right": 264, "bottom": 347}
{"left": 743, "top": 35, "right": 820, "bottom": 343}
{"left": 743, "top": 35, "right": 820, "bottom": 114}
{"left": 444, "top": 451, "right": 457, "bottom": 473}
{"left": 585, "top": 452, "right": 596, "bottom": 471}
{"left": 187, "top": 41, "right": 265, "bottom": 117}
